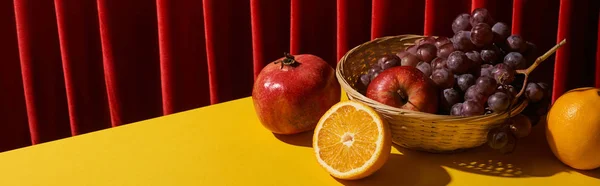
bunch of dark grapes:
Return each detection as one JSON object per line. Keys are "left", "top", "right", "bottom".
{"left": 357, "top": 8, "right": 553, "bottom": 149}
{"left": 359, "top": 54, "right": 401, "bottom": 87}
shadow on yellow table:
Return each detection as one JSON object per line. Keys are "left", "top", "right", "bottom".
{"left": 276, "top": 119, "right": 600, "bottom": 186}
{"left": 274, "top": 92, "right": 600, "bottom": 185}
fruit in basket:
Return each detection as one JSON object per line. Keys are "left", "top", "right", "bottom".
{"left": 504, "top": 52, "right": 526, "bottom": 69}
{"left": 366, "top": 66, "right": 438, "bottom": 113}
{"left": 456, "top": 74, "right": 475, "bottom": 92}
{"left": 452, "top": 13, "right": 471, "bottom": 34}
{"left": 465, "top": 85, "right": 487, "bottom": 103}
{"left": 546, "top": 87, "right": 600, "bottom": 170}
{"left": 480, "top": 64, "right": 494, "bottom": 77}
{"left": 416, "top": 44, "right": 437, "bottom": 62}
{"left": 462, "top": 99, "right": 484, "bottom": 116}
{"left": 525, "top": 82, "right": 544, "bottom": 103}
{"left": 481, "top": 46, "right": 501, "bottom": 64}
{"left": 470, "top": 8, "right": 495, "bottom": 26}
{"left": 313, "top": 100, "right": 391, "bottom": 180}
{"left": 487, "top": 92, "right": 510, "bottom": 113}
{"left": 447, "top": 51, "right": 471, "bottom": 74}
{"left": 507, "top": 35, "right": 527, "bottom": 53}
{"left": 431, "top": 57, "right": 447, "bottom": 69}
{"left": 470, "top": 23, "right": 494, "bottom": 47}
{"left": 476, "top": 76, "right": 497, "bottom": 95}
{"left": 440, "top": 88, "right": 461, "bottom": 112}
{"left": 452, "top": 31, "right": 475, "bottom": 51}
{"left": 252, "top": 53, "right": 340, "bottom": 134}
{"left": 434, "top": 37, "right": 452, "bottom": 48}
{"left": 400, "top": 53, "right": 420, "bottom": 67}
{"left": 492, "top": 22, "right": 510, "bottom": 43}
{"left": 437, "top": 43, "right": 456, "bottom": 59}
{"left": 377, "top": 54, "right": 400, "bottom": 69}
{"left": 416, "top": 61, "right": 433, "bottom": 77}
{"left": 492, "top": 63, "right": 515, "bottom": 85}
{"left": 354, "top": 7, "right": 560, "bottom": 118}
{"left": 431, "top": 68, "right": 455, "bottom": 89}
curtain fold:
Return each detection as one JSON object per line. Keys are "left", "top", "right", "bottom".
{"left": 0, "top": 0, "right": 598, "bottom": 152}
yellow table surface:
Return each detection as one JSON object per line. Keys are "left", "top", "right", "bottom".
{"left": 0, "top": 94, "right": 598, "bottom": 186}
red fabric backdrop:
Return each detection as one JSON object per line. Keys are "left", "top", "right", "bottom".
{"left": 0, "top": 0, "right": 598, "bottom": 152}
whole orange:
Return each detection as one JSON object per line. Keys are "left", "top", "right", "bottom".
{"left": 546, "top": 87, "right": 600, "bottom": 170}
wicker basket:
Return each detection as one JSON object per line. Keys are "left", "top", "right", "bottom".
{"left": 335, "top": 34, "right": 531, "bottom": 153}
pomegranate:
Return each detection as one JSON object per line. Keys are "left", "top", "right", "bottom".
{"left": 252, "top": 53, "right": 341, "bottom": 134}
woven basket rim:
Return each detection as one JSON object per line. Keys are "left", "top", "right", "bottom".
{"left": 336, "top": 34, "right": 528, "bottom": 123}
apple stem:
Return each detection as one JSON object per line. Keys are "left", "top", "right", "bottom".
{"left": 275, "top": 52, "right": 300, "bottom": 69}
{"left": 396, "top": 90, "right": 408, "bottom": 104}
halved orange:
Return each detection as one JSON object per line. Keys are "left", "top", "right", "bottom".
{"left": 313, "top": 100, "right": 391, "bottom": 180}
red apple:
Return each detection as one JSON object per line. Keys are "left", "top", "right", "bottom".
{"left": 366, "top": 66, "right": 439, "bottom": 113}
{"left": 252, "top": 53, "right": 340, "bottom": 134}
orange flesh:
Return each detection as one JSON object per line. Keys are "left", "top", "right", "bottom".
{"left": 316, "top": 105, "right": 378, "bottom": 172}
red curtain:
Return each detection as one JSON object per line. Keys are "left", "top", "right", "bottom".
{"left": 0, "top": 0, "right": 598, "bottom": 152}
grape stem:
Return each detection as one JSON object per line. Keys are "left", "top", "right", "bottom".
{"left": 517, "top": 39, "right": 567, "bottom": 76}
{"left": 514, "top": 39, "right": 567, "bottom": 99}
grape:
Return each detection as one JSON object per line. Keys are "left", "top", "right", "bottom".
{"left": 476, "top": 76, "right": 497, "bottom": 95}
{"left": 492, "top": 22, "right": 510, "bottom": 43}
{"left": 451, "top": 103, "right": 464, "bottom": 116}
{"left": 535, "top": 99, "right": 551, "bottom": 116}
{"left": 447, "top": 51, "right": 471, "bottom": 74}
{"left": 488, "top": 129, "right": 509, "bottom": 149}
{"left": 431, "top": 68, "right": 455, "bottom": 89}
{"left": 525, "top": 82, "right": 544, "bottom": 103}
{"left": 368, "top": 65, "right": 382, "bottom": 76}
{"left": 497, "top": 85, "right": 517, "bottom": 97}
{"left": 462, "top": 99, "right": 485, "bottom": 116}
{"left": 488, "top": 92, "right": 510, "bottom": 113}
{"left": 368, "top": 66, "right": 383, "bottom": 81}
{"left": 452, "top": 31, "right": 475, "bottom": 51}
{"left": 418, "top": 36, "right": 436, "bottom": 45}
{"left": 527, "top": 114, "right": 541, "bottom": 127}
{"left": 470, "top": 23, "right": 494, "bottom": 47}
{"left": 537, "top": 82, "right": 551, "bottom": 99}
{"left": 470, "top": 8, "right": 494, "bottom": 27}
{"left": 434, "top": 36, "right": 452, "bottom": 48}
{"left": 492, "top": 63, "right": 515, "bottom": 85}
{"left": 465, "top": 51, "right": 482, "bottom": 67}
{"left": 503, "top": 52, "right": 526, "bottom": 70}
{"left": 416, "top": 62, "right": 433, "bottom": 77}
{"left": 431, "top": 57, "right": 447, "bottom": 69}
{"left": 500, "top": 132, "right": 517, "bottom": 154}
{"left": 524, "top": 41, "right": 538, "bottom": 66}
{"left": 437, "top": 43, "right": 456, "bottom": 58}
{"left": 480, "top": 64, "right": 494, "bottom": 77}
{"left": 457, "top": 74, "right": 475, "bottom": 92}
{"left": 465, "top": 85, "right": 487, "bottom": 103}
{"left": 506, "top": 35, "right": 526, "bottom": 52}
{"left": 382, "top": 60, "right": 400, "bottom": 69}
{"left": 377, "top": 54, "right": 400, "bottom": 69}
{"left": 400, "top": 54, "right": 420, "bottom": 67}
{"left": 509, "top": 114, "right": 532, "bottom": 138}
{"left": 452, "top": 13, "right": 471, "bottom": 34}
{"left": 441, "top": 88, "right": 461, "bottom": 111}
{"left": 360, "top": 74, "right": 371, "bottom": 86}
{"left": 417, "top": 44, "right": 437, "bottom": 62}
{"left": 370, "top": 72, "right": 380, "bottom": 81}
{"left": 481, "top": 45, "right": 501, "bottom": 64}
{"left": 396, "top": 51, "right": 410, "bottom": 59}
{"left": 407, "top": 45, "right": 419, "bottom": 55}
